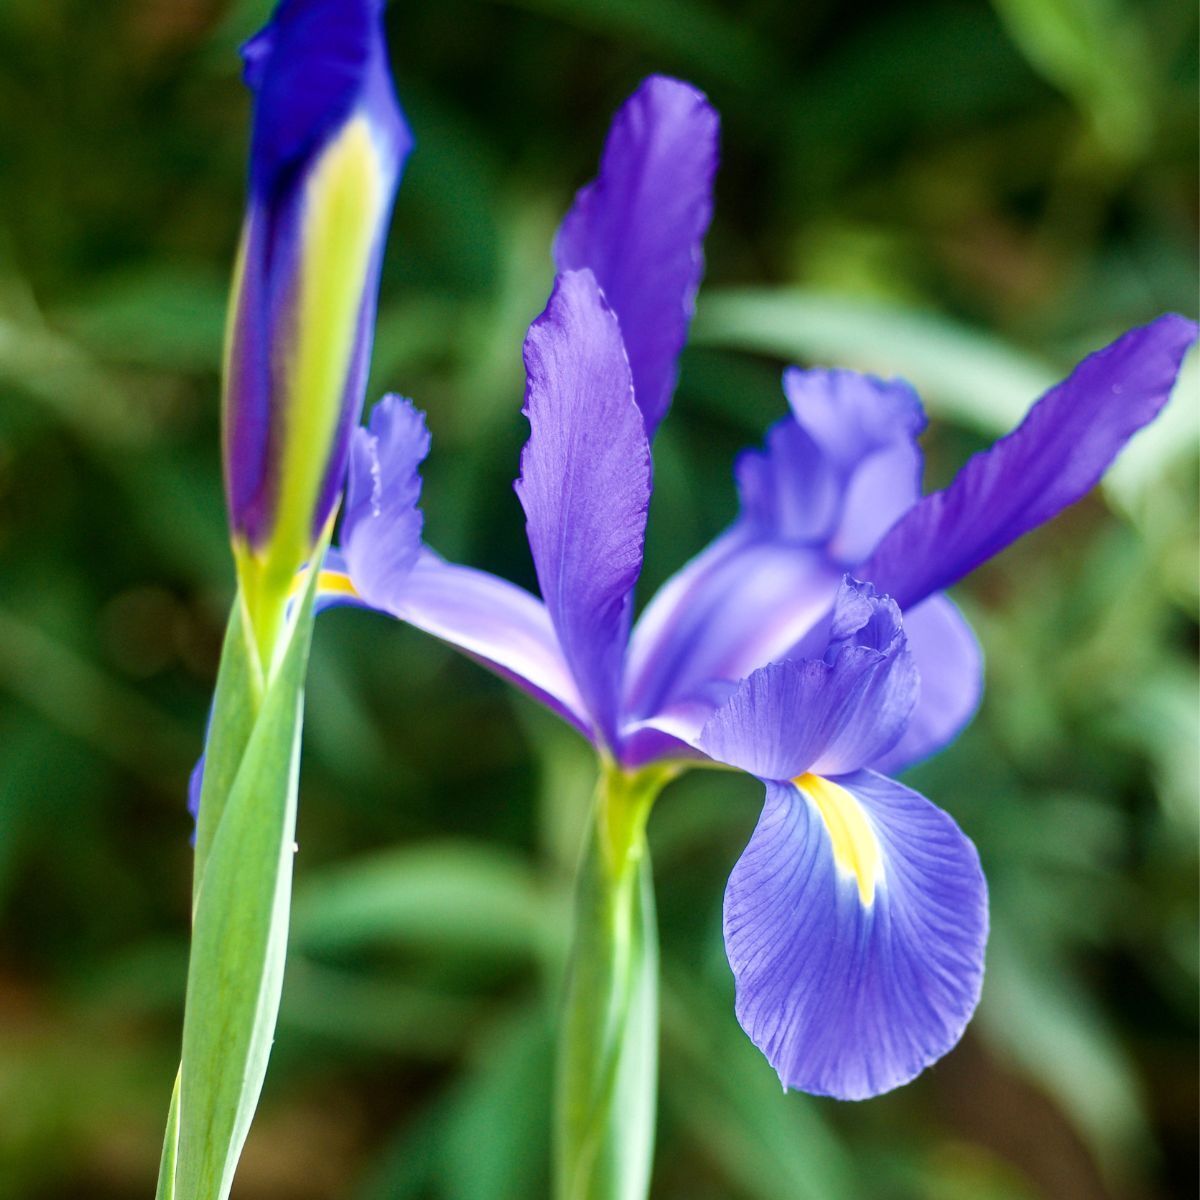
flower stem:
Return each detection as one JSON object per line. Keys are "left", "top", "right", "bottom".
{"left": 555, "top": 761, "right": 676, "bottom": 1200}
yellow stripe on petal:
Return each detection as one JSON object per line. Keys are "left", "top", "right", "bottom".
{"left": 233, "top": 115, "right": 389, "bottom": 669}
{"left": 315, "top": 568, "right": 360, "bottom": 600}
{"left": 286, "top": 567, "right": 360, "bottom": 604}
{"left": 272, "top": 114, "right": 388, "bottom": 585}
{"left": 795, "top": 773, "right": 883, "bottom": 907}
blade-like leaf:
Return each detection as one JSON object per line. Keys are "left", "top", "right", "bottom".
{"left": 191, "top": 596, "right": 262, "bottom": 900}
{"left": 979, "top": 927, "right": 1151, "bottom": 1180}
{"left": 154, "top": 1069, "right": 180, "bottom": 1200}
{"left": 174, "top": 561, "right": 321, "bottom": 1200}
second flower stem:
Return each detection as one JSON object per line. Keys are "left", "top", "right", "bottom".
{"left": 555, "top": 762, "right": 675, "bottom": 1200}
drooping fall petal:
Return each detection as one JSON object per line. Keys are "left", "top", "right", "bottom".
{"left": 724, "top": 771, "right": 987, "bottom": 1098}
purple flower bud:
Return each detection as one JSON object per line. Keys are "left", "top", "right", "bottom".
{"left": 223, "top": 0, "right": 411, "bottom": 614}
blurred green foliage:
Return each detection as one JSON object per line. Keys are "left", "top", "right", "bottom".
{"left": 0, "top": 1, "right": 1196, "bottom": 1197}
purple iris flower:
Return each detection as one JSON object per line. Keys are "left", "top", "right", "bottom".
{"left": 224, "top": 0, "right": 411, "bottom": 569}
{"left": 316, "top": 77, "right": 1197, "bottom": 1098}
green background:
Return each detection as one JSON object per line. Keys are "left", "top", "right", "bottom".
{"left": 0, "top": 0, "right": 1196, "bottom": 1197}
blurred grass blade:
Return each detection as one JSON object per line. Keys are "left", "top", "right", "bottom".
{"left": 61, "top": 266, "right": 227, "bottom": 371}
{"left": 692, "top": 287, "right": 1057, "bottom": 433}
{"left": 989, "top": 0, "right": 1152, "bottom": 161}
{"left": 281, "top": 961, "right": 490, "bottom": 1056}
{"left": 440, "top": 1006, "right": 555, "bottom": 1199}
{"left": 979, "top": 928, "right": 1151, "bottom": 1181}
{"left": 292, "top": 841, "right": 558, "bottom": 963}
{"left": 0, "top": 275, "right": 155, "bottom": 448}
{"left": 661, "top": 968, "right": 858, "bottom": 1200}
{"left": 0, "top": 605, "right": 196, "bottom": 790}
{"left": 174, "top": 563, "right": 321, "bottom": 1200}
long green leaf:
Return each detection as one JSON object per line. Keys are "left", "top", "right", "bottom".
{"left": 440, "top": 1006, "right": 555, "bottom": 1200}
{"left": 174, "top": 563, "right": 321, "bottom": 1200}
{"left": 191, "top": 596, "right": 262, "bottom": 900}
{"left": 154, "top": 1069, "right": 180, "bottom": 1200}
{"left": 979, "top": 927, "right": 1151, "bottom": 1181}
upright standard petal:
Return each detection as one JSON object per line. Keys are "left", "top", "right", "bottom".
{"left": 871, "top": 595, "right": 982, "bottom": 776}
{"left": 860, "top": 314, "right": 1199, "bottom": 610}
{"left": 554, "top": 76, "right": 719, "bottom": 438}
{"left": 697, "top": 581, "right": 918, "bottom": 779}
{"left": 779, "top": 368, "right": 925, "bottom": 564}
{"left": 723, "top": 772, "right": 987, "bottom": 1098}
{"left": 341, "top": 394, "right": 429, "bottom": 609}
{"left": 624, "top": 370, "right": 923, "bottom": 723}
{"left": 516, "top": 270, "right": 651, "bottom": 746}
{"left": 224, "top": 0, "right": 413, "bottom": 629}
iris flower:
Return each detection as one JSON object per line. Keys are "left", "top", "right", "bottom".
{"left": 317, "top": 77, "right": 1196, "bottom": 1098}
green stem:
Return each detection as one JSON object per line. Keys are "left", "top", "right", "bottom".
{"left": 555, "top": 761, "right": 676, "bottom": 1200}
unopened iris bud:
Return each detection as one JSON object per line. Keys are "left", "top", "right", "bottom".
{"left": 223, "top": 0, "right": 411, "bottom": 660}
